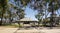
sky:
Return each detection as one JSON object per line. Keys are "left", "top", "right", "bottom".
{"left": 25, "top": 6, "right": 38, "bottom": 20}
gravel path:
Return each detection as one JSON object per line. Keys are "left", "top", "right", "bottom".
{"left": 0, "top": 27, "right": 60, "bottom": 33}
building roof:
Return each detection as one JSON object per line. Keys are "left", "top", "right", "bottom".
{"left": 16, "top": 17, "right": 38, "bottom": 22}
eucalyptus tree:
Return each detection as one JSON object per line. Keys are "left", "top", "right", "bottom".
{"left": 29, "top": 0, "right": 46, "bottom": 26}
{"left": 35, "top": 13, "right": 44, "bottom": 26}
{"left": 14, "top": 0, "right": 30, "bottom": 6}
{"left": 16, "top": 9, "right": 25, "bottom": 19}
{"left": 19, "top": 0, "right": 60, "bottom": 26}
{"left": 12, "top": 0, "right": 29, "bottom": 27}
{"left": 14, "top": 0, "right": 25, "bottom": 19}
{"left": 0, "top": 0, "right": 9, "bottom": 25}
{"left": 14, "top": 0, "right": 46, "bottom": 26}
{"left": 33, "top": 0, "right": 60, "bottom": 26}
{"left": 45, "top": 0, "right": 60, "bottom": 27}
{"left": 12, "top": 0, "right": 60, "bottom": 27}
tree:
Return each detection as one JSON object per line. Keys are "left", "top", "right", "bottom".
{"left": 45, "top": 0, "right": 60, "bottom": 27}
{"left": 35, "top": 13, "right": 44, "bottom": 26}
{"left": 13, "top": 0, "right": 25, "bottom": 19}
{"left": 30, "top": 0, "right": 46, "bottom": 26}
{"left": 16, "top": 9, "right": 25, "bottom": 19}
{"left": 19, "top": 0, "right": 60, "bottom": 27}
{"left": 0, "top": 0, "right": 8, "bottom": 25}
{"left": 14, "top": 0, "right": 30, "bottom": 6}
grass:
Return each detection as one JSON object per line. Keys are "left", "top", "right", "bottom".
{"left": 0, "top": 23, "right": 21, "bottom": 28}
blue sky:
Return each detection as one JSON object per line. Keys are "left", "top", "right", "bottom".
{"left": 25, "top": 6, "right": 38, "bottom": 20}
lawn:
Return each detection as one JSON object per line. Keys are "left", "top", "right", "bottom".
{"left": 0, "top": 24, "right": 20, "bottom": 28}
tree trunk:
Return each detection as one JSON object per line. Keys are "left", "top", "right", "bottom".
{"left": 9, "top": 13, "right": 12, "bottom": 24}
{"left": 50, "top": 6, "right": 54, "bottom": 28}
{"left": 0, "top": 17, "right": 2, "bottom": 25}
{"left": 0, "top": 13, "right": 3, "bottom": 26}
{"left": 50, "top": 3, "right": 54, "bottom": 28}
{"left": 50, "top": 11, "right": 54, "bottom": 26}
{"left": 0, "top": 7, "right": 6, "bottom": 25}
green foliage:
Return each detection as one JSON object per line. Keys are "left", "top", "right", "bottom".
{"left": 14, "top": 0, "right": 30, "bottom": 6}
{"left": 48, "top": 0, "right": 60, "bottom": 12}
{"left": 45, "top": 0, "right": 49, "bottom": 2}
{"left": 35, "top": 13, "right": 44, "bottom": 26}
{"left": 0, "top": 0, "right": 9, "bottom": 25}
{"left": 21, "top": 0, "right": 30, "bottom": 5}
{"left": 14, "top": 0, "right": 25, "bottom": 19}
{"left": 14, "top": 0, "right": 17, "bottom": 2}
{"left": 16, "top": 9, "right": 25, "bottom": 19}
{"left": 0, "top": 0, "right": 8, "bottom": 13}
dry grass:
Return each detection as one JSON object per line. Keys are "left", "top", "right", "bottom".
{"left": 0, "top": 24, "right": 19, "bottom": 28}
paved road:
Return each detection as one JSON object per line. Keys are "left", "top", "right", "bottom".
{"left": 0, "top": 27, "right": 60, "bottom": 33}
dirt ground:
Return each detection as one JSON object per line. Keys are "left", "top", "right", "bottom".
{"left": 0, "top": 26, "right": 60, "bottom": 33}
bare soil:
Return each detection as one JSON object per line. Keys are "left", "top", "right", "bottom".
{"left": 0, "top": 26, "right": 60, "bottom": 33}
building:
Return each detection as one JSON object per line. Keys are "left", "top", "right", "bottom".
{"left": 16, "top": 17, "right": 38, "bottom": 27}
